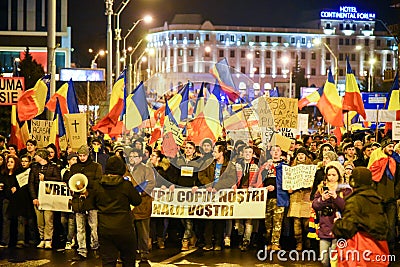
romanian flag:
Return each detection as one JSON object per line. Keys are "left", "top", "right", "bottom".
{"left": 46, "top": 78, "right": 79, "bottom": 114}
{"left": 154, "top": 85, "right": 190, "bottom": 126}
{"left": 298, "top": 69, "right": 343, "bottom": 127}
{"left": 368, "top": 147, "right": 397, "bottom": 182}
{"left": 49, "top": 98, "right": 66, "bottom": 154}
{"left": 210, "top": 58, "right": 240, "bottom": 102}
{"left": 187, "top": 93, "right": 222, "bottom": 145}
{"left": 124, "top": 82, "right": 150, "bottom": 130}
{"left": 17, "top": 75, "right": 50, "bottom": 121}
{"left": 342, "top": 57, "right": 366, "bottom": 119}
{"left": 162, "top": 99, "right": 183, "bottom": 158}
{"left": 92, "top": 71, "right": 126, "bottom": 135}
{"left": 9, "top": 105, "right": 30, "bottom": 150}
{"left": 193, "top": 82, "right": 205, "bottom": 117}
{"left": 384, "top": 72, "right": 400, "bottom": 132}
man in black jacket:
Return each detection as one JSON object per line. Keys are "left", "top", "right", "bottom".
{"left": 93, "top": 156, "right": 142, "bottom": 267}
{"left": 66, "top": 144, "right": 102, "bottom": 260}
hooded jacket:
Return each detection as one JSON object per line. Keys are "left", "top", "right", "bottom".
{"left": 333, "top": 186, "right": 388, "bottom": 241}
{"left": 93, "top": 174, "right": 141, "bottom": 233}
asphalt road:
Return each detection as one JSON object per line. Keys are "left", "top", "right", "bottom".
{"left": 0, "top": 243, "right": 398, "bottom": 267}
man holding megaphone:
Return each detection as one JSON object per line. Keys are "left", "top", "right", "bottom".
{"left": 65, "top": 144, "right": 102, "bottom": 261}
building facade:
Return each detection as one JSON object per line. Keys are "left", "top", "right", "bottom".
{"left": 144, "top": 6, "right": 397, "bottom": 98}
{"left": 0, "top": 0, "right": 71, "bottom": 76}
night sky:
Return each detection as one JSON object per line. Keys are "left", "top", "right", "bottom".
{"left": 68, "top": 0, "right": 398, "bottom": 67}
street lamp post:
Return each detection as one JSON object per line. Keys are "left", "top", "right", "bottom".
{"left": 127, "top": 39, "right": 144, "bottom": 92}
{"left": 88, "top": 49, "right": 105, "bottom": 127}
{"left": 313, "top": 39, "right": 338, "bottom": 85}
{"left": 281, "top": 56, "right": 293, "bottom": 98}
{"left": 122, "top": 16, "right": 152, "bottom": 70}
{"left": 105, "top": 0, "right": 114, "bottom": 104}
{"left": 368, "top": 58, "right": 376, "bottom": 92}
{"left": 114, "top": 0, "right": 131, "bottom": 77}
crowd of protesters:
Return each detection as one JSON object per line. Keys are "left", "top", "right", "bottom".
{"left": 0, "top": 128, "right": 397, "bottom": 267}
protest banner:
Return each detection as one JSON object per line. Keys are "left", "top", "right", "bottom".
{"left": 0, "top": 77, "right": 24, "bottom": 105}
{"left": 31, "top": 120, "right": 52, "bottom": 148}
{"left": 282, "top": 164, "right": 317, "bottom": 190}
{"left": 271, "top": 133, "right": 292, "bottom": 152}
{"left": 297, "top": 113, "right": 309, "bottom": 134}
{"left": 392, "top": 121, "right": 400, "bottom": 141}
{"left": 278, "top": 128, "right": 298, "bottom": 139}
{"left": 38, "top": 181, "right": 72, "bottom": 212}
{"left": 227, "top": 130, "right": 252, "bottom": 144}
{"left": 64, "top": 113, "right": 87, "bottom": 151}
{"left": 151, "top": 188, "right": 267, "bottom": 219}
{"left": 260, "top": 97, "right": 298, "bottom": 129}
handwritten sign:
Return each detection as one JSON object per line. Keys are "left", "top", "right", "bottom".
{"left": 392, "top": 121, "right": 400, "bottom": 141}
{"left": 258, "top": 97, "right": 298, "bottom": 129}
{"left": 298, "top": 114, "right": 309, "bottom": 134}
{"left": 64, "top": 113, "right": 87, "bottom": 151}
{"left": 31, "top": 120, "right": 53, "bottom": 148}
{"left": 282, "top": 164, "right": 317, "bottom": 190}
{"left": 38, "top": 181, "right": 73, "bottom": 212}
{"left": 151, "top": 188, "right": 267, "bottom": 219}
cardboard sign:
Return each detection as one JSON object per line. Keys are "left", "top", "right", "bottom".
{"left": 282, "top": 164, "right": 317, "bottom": 190}
{"left": 271, "top": 133, "right": 292, "bottom": 152}
{"left": 0, "top": 77, "right": 24, "bottom": 105}
{"left": 392, "top": 121, "right": 400, "bottom": 141}
{"left": 64, "top": 113, "right": 87, "bottom": 151}
{"left": 31, "top": 120, "right": 53, "bottom": 148}
{"left": 38, "top": 181, "right": 73, "bottom": 212}
{"left": 151, "top": 188, "right": 267, "bottom": 219}
{"left": 257, "top": 97, "right": 298, "bottom": 129}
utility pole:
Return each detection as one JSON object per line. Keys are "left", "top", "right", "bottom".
{"left": 47, "top": 0, "right": 56, "bottom": 119}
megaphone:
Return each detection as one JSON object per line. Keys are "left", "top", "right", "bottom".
{"left": 69, "top": 173, "right": 88, "bottom": 193}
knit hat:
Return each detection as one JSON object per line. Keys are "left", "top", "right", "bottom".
{"left": 35, "top": 149, "right": 49, "bottom": 160}
{"left": 295, "top": 147, "right": 309, "bottom": 158}
{"left": 350, "top": 167, "right": 372, "bottom": 188}
{"left": 323, "top": 151, "right": 338, "bottom": 161}
{"left": 67, "top": 153, "right": 78, "bottom": 160}
{"left": 201, "top": 138, "right": 213, "bottom": 146}
{"left": 380, "top": 137, "right": 394, "bottom": 149}
{"left": 105, "top": 156, "right": 126, "bottom": 175}
{"left": 77, "top": 144, "right": 90, "bottom": 155}
{"left": 325, "top": 161, "right": 345, "bottom": 178}
{"left": 320, "top": 143, "right": 334, "bottom": 152}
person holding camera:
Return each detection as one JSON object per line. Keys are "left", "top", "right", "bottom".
{"left": 312, "top": 161, "right": 352, "bottom": 267}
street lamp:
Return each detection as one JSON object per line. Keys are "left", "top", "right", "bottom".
{"left": 122, "top": 15, "right": 152, "bottom": 70}
{"left": 127, "top": 39, "right": 144, "bottom": 92}
{"left": 313, "top": 38, "right": 338, "bottom": 85}
{"left": 281, "top": 56, "right": 293, "bottom": 98}
{"left": 368, "top": 57, "right": 376, "bottom": 92}
{"left": 89, "top": 49, "right": 106, "bottom": 69}
{"left": 114, "top": 0, "right": 131, "bottom": 77}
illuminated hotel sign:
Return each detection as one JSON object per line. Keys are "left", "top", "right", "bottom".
{"left": 320, "top": 6, "right": 375, "bottom": 21}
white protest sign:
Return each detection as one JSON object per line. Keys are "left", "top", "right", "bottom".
{"left": 227, "top": 130, "right": 252, "bottom": 144}
{"left": 151, "top": 188, "right": 267, "bottom": 219}
{"left": 392, "top": 121, "right": 400, "bottom": 141}
{"left": 282, "top": 164, "right": 317, "bottom": 190}
{"left": 297, "top": 114, "right": 309, "bottom": 134}
{"left": 38, "top": 181, "right": 73, "bottom": 212}
{"left": 278, "top": 128, "right": 298, "bottom": 139}
{"left": 31, "top": 120, "right": 53, "bottom": 148}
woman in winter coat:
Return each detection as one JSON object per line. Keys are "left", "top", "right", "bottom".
{"left": 0, "top": 155, "right": 20, "bottom": 247}
{"left": 312, "top": 161, "right": 352, "bottom": 267}
{"left": 9, "top": 154, "right": 35, "bottom": 247}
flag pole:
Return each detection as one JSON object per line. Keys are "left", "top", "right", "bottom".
{"left": 375, "top": 104, "right": 379, "bottom": 141}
